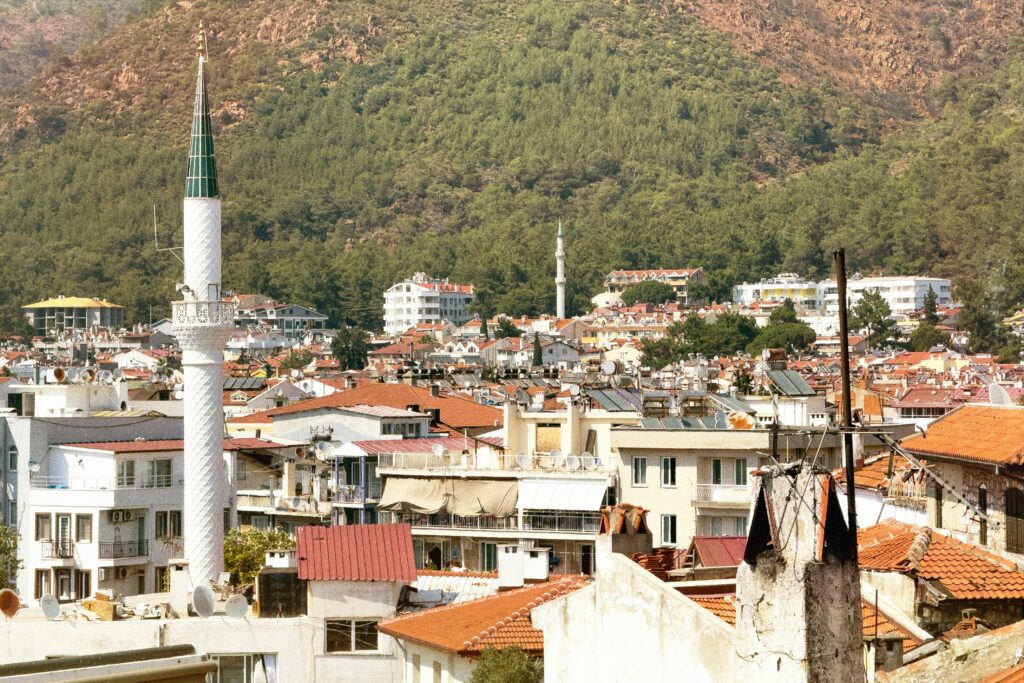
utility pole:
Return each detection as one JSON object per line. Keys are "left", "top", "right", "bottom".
{"left": 833, "top": 249, "right": 858, "bottom": 561}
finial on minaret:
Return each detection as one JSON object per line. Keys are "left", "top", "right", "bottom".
{"left": 197, "top": 21, "right": 208, "bottom": 59}
{"left": 557, "top": 221, "right": 563, "bottom": 238}
{"left": 187, "top": 23, "right": 218, "bottom": 199}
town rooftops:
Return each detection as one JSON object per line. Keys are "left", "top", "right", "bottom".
{"left": 295, "top": 523, "right": 416, "bottom": 583}
{"left": 901, "top": 404, "right": 1024, "bottom": 466}
{"left": 57, "top": 437, "right": 289, "bottom": 454}
{"left": 22, "top": 296, "right": 124, "bottom": 309}
{"left": 342, "top": 435, "right": 503, "bottom": 455}
{"left": 858, "top": 520, "right": 1024, "bottom": 600}
{"left": 377, "top": 576, "right": 586, "bottom": 656}
{"left": 605, "top": 268, "right": 702, "bottom": 280}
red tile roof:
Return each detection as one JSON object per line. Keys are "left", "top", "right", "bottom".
{"left": 377, "top": 577, "right": 586, "bottom": 656}
{"left": 60, "top": 438, "right": 286, "bottom": 454}
{"left": 346, "top": 435, "right": 503, "bottom": 454}
{"left": 689, "top": 536, "right": 746, "bottom": 568}
{"left": 902, "top": 405, "right": 1024, "bottom": 465}
{"left": 858, "top": 520, "right": 1024, "bottom": 600}
{"left": 689, "top": 595, "right": 737, "bottom": 625}
{"left": 296, "top": 524, "right": 416, "bottom": 583}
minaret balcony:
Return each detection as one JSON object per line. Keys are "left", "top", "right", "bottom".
{"left": 172, "top": 300, "right": 236, "bottom": 327}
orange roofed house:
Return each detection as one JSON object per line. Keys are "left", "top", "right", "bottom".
{"left": 899, "top": 404, "right": 1024, "bottom": 560}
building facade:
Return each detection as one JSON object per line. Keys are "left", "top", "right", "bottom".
{"left": 383, "top": 273, "right": 474, "bottom": 336}
{"left": 22, "top": 297, "right": 124, "bottom": 335}
{"left": 603, "top": 268, "right": 706, "bottom": 305}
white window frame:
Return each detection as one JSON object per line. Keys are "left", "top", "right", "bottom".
{"left": 631, "top": 456, "right": 647, "bottom": 487}
{"left": 660, "top": 457, "right": 676, "bottom": 487}
{"left": 661, "top": 514, "right": 677, "bottom": 545}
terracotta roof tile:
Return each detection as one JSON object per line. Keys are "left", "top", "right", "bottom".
{"left": 378, "top": 577, "right": 587, "bottom": 655}
{"left": 689, "top": 595, "right": 737, "bottom": 626}
{"left": 902, "top": 405, "right": 1024, "bottom": 465}
{"left": 859, "top": 520, "right": 1024, "bottom": 600}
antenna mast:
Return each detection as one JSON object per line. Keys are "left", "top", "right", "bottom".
{"left": 153, "top": 204, "right": 184, "bottom": 264}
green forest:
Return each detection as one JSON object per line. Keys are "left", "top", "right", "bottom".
{"left": 2, "top": 0, "right": 1024, "bottom": 333}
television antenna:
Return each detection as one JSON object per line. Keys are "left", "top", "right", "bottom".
{"left": 153, "top": 204, "right": 184, "bottom": 265}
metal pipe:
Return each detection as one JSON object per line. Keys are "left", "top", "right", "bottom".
{"left": 834, "top": 248, "right": 859, "bottom": 560}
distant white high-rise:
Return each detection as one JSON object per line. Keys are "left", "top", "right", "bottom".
{"left": 382, "top": 273, "right": 474, "bottom": 336}
{"left": 555, "top": 222, "right": 566, "bottom": 319}
{"left": 172, "top": 30, "right": 235, "bottom": 587}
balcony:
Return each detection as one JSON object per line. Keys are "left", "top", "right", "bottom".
{"left": 523, "top": 512, "right": 601, "bottom": 534}
{"left": 236, "top": 491, "right": 327, "bottom": 516}
{"left": 377, "top": 452, "right": 611, "bottom": 475}
{"left": 379, "top": 511, "right": 600, "bottom": 535}
{"left": 693, "top": 484, "right": 751, "bottom": 505}
{"left": 334, "top": 483, "right": 382, "bottom": 504}
{"left": 31, "top": 475, "right": 183, "bottom": 491}
{"left": 41, "top": 540, "right": 75, "bottom": 559}
{"left": 99, "top": 540, "right": 148, "bottom": 559}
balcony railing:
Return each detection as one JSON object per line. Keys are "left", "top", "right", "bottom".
{"left": 171, "top": 300, "right": 236, "bottom": 327}
{"left": 693, "top": 484, "right": 751, "bottom": 504}
{"left": 886, "top": 478, "right": 926, "bottom": 500}
{"left": 98, "top": 540, "right": 149, "bottom": 559}
{"left": 378, "top": 452, "right": 611, "bottom": 474}
{"left": 236, "top": 491, "right": 326, "bottom": 515}
{"left": 334, "top": 483, "right": 383, "bottom": 504}
{"left": 379, "top": 511, "right": 600, "bottom": 534}
{"left": 41, "top": 540, "right": 75, "bottom": 559}
{"left": 522, "top": 512, "right": 601, "bottom": 534}
{"left": 31, "top": 475, "right": 183, "bottom": 490}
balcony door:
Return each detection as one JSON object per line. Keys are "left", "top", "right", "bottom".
{"left": 56, "top": 514, "right": 72, "bottom": 557}
{"left": 55, "top": 569, "right": 72, "bottom": 602}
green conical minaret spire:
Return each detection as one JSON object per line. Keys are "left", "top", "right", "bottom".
{"left": 185, "top": 26, "right": 218, "bottom": 199}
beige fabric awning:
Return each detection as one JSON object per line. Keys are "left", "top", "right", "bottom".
{"left": 450, "top": 480, "right": 518, "bottom": 517}
{"left": 378, "top": 478, "right": 448, "bottom": 514}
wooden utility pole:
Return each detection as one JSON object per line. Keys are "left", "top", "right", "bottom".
{"left": 834, "top": 249, "right": 858, "bottom": 561}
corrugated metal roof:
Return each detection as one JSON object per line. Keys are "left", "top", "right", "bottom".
{"left": 344, "top": 436, "right": 503, "bottom": 455}
{"left": 588, "top": 388, "right": 642, "bottom": 412}
{"left": 224, "top": 376, "right": 266, "bottom": 391}
{"left": 766, "top": 369, "right": 816, "bottom": 397}
{"left": 691, "top": 536, "right": 746, "bottom": 567}
{"left": 707, "top": 393, "right": 755, "bottom": 414}
{"left": 296, "top": 524, "right": 417, "bottom": 583}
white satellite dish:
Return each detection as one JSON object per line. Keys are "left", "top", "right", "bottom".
{"left": 98, "top": 370, "right": 114, "bottom": 383}
{"left": 538, "top": 454, "right": 554, "bottom": 469}
{"left": 39, "top": 594, "right": 60, "bottom": 620}
{"left": 581, "top": 451, "right": 595, "bottom": 470}
{"left": 66, "top": 368, "right": 82, "bottom": 383}
{"left": 224, "top": 594, "right": 248, "bottom": 619}
{"left": 431, "top": 443, "right": 445, "bottom": 457}
{"left": 566, "top": 454, "right": 581, "bottom": 470}
{"left": 989, "top": 383, "right": 1014, "bottom": 406}
{"left": 600, "top": 360, "right": 617, "bottom": 376}
{"left": 291, "top": 369, "right": 302, "bottom": 379}
{"left": 148, "top": 373, "right": 159, "bottom": 383}
{"left": 112, "top": 368, "right": 123, "bottom": 381}
{"left": 569, "top": 384, "right": 581, "bottom": 397}
{"left": 516, "top": 454, "right": 532, "bottom": 469}
{"left": 551, "top": 450, "right": 566, "bottom": 469}
{"left": 192, "top": 586, "right": 216, "bottom": 618}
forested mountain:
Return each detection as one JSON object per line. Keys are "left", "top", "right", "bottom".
{"left": 0, "top": 0, "right": 1023, "bottom": 332}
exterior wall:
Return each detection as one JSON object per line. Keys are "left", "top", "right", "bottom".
{"left": 307, "top": 580, "right": 401, "bottom": 619}
{"left": 271, "top": 409, "right": 425, "bottom": 444}
{"left": 533, "top": 552, "right": 735, "bottom": 683}
{"left": 399, "top": 642, "right": 474, "bottom": 683}
{"left": 860, "top": 571, "right": 919, "bottom": 618}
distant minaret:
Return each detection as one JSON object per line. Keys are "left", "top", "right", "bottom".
{"left": 172, "top": 25, "right": 235, "bottom": 587}
{"left": 555, "top": 221, "right": 566, "bottom": 319}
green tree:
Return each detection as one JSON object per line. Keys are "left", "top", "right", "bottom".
{"left": 469, "top": 646, "right": 543, "bottom": 683}
{"left": 850, "top": 290, "right": 898, "bottom": 348}
{"left": 746, "top": 322, "right": 817, "bottom": 354}
{"left": 223, "top": 527, "right": 295, "bottom": 587}
{"left": 687, "top": 314, "right": 759, "bottom": 357}
{"left": 532, "top": 332, "right": 543, "bottom": 366}
{"left": 734, "top": 365, "right": 755, "bottom": 395}
{"left": 686, "top": 281, "right": 712, "bottom": 305}
{"left": 768, "top": 299, "right": 799, "bottom": 325}
{"left": 279, "top": 349, "right": 315, "bottom": 371}
{"left": 958, "top": 280, "right": 1006, "bottom": 353}
{"left": 621, "top": 281, "right": 676, "bottom": 307}
{"left": 908, "top": 323, "right": 949, "bottom": 351}
{"left": 0, "top": 525, "right": 19, "bottom": 588}
{"left": 923, "top": 286, "right": 939, "bottom": 324}
{"left": 331, "top": 326, "right": 370, "bottom": 371}
{"left": 482, "top": 319, "right": 490, "bottom": 341}
{"left": 494, "top": 318, "right": 522, "bottom": 339}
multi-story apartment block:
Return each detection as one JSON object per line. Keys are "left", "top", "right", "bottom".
{"left": 22, "top": 297, "right": 124, "bottom": 335}
{"left": 731, "top": 273, "right": 824, "bottom": 310}
{"left": 383, "top": 273, "right": 474, "bottom": 336}
{"left": 231, "top": 294, "right": 329, "bottom": 341}
{"left": 602, "top": 268, "right": 706, "bottom": 305}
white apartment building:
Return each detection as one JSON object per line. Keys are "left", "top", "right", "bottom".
{"left": 382, "top": 273, "right": 474, "bottom": 336}
{"left": 733, "top": 273, "right": 952, "bottom": 317}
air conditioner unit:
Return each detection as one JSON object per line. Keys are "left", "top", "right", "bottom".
{"left": 116, "top": 567, "right": 129, "bottom": 579}
{"left": 121, "top": 510, "right": 133, "bottom": 522}
{"left": 98, "top": 568, "right": 108, "bottom": 581}
{"left": 109, "top": 511, "right": 123, "bottom": 524}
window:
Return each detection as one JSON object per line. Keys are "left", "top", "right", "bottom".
{"left": 632, "top": 456, "right": 647, "bottom": 486}
{"left": 661, "top": 514, "right": 677, "bottom": 545}
{"left": 661, "top": 457, "right": 676, "bottom": 487}
{"left": 709, "top": 516, "right": 745, "bottom": 537}
{"left": 75, "top": 514, "right": 92, "bottom": 543}
{"left": 76, "top": 570, "right": 90, "bottom": 600}
{"left": 237, "top": 460, "right": 247, "bottom": 482}
{"left": 712, "top": 459, "right": 722, "bottom": 485}
{"left": 325, "top": 619, "right": 379, "bottom": 652}
{"left": 170, "top": 510, "right": 182, "bottom": 537}
{"left": 7, "top": 444, "right": 16, "bottom": 471}
{"left": 734, "top": 459, "right": 748, "bottom": 486}
{"left": 150, "top": 459, "right": 172, "bottom": 487}
{"left": 482, "top": 543, "right": 498, "bottom": 572}
{"left": 7, "top": 501, "right": 15, "bottom": 526}
{"left": 117, "top": 460, "right": 135, "bottom": 487}
{"left": 35, "top": 569, "right": 50, "bottom": 600}
{"left": 35, "top": 513, "right": 51, "bottom": 541}
{"left": 1007, "top": 488, "right": 1024, "bottom": 554}
{"left": 207, "top": 654, "right": 277, "bottom": 683}
{"left": 979, "top": 486, "right": 988, "bottom": 546}
{"left": 433, "top": 662, "right": 442, "bottom": 683}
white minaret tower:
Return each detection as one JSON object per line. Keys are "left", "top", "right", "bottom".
{"left": 555, "top": 221, "right": 566, "bottom": 319}
{"left": 172, "top": 26, "right": 235, "bottom": 588}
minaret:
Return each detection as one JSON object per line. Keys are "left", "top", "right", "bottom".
{"left": 555, "top": 221, "right": 566, "bottom": 319}
{"left": 172, "top": 26, "right": 235, "bottom": 587}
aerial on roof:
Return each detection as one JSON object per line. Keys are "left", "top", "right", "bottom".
{"left": 378, "top": 576, "right": 586, "bottom": 656}
{"left": 296, "top": 524, "right": 416, "bottom": 583}
{"left": 22, "top": 297, "right": 123, "bottom": 309}
{"left": 902, "top": 404, "right": 1024, "bottom": 466}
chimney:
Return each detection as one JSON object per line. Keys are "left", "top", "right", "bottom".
{"left": 594, "top": 503, "right": 653, "bottom": 575}
{"left": 429, "top": 383, "right": 440, "bottom": 397}
{"left": 734, "top": 462, "right": 863, "bottom": 683}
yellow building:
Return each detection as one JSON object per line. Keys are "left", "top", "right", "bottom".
{"left": 23, "top": 296, "right": 124, "bottom": 334}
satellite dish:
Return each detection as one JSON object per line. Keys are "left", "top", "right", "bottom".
{"left": 538, "top": 454, "right": 554, "bottom": 469}
{"left": 28, "top": 461, "right": 40, "bottom": 473}
{"left": 989, "top": 383, "right": 1014, "bottom": 406}
{"left": 98, "top": 370, "right": 113, "bottom": 383}
{"left": 291, "top": 369, "right": 302, "bottom": 379}
{"left": 600, "top": 361, "right": 617, "bottom": 376}
{"left": 112, "top": 368, "right": 123, "bottom": 381}
{"left": 516, "top": 454, "right": 532, "bottom": 469}
{"left": 66, "top": 368, "right": 82, "bottom": 383}
{"left": 192, "top": 585, "right": 216, "bottom": 618}
{"left": 49, "top": 367, "right": 67, "bottom": 383}
{"left": 39, "top": 594, "right": 60, "bottom": 620}
{"left": 566, "top": 454, "right": 581, "bottom": 470}
{"left": 581, "top": 451, "right": 595, "bottom": 470}
{"left": 0, "top": 589, "right": 20, "bottom": 619}
{"left": 431, "top": 443, "right": 446, "bottom": 458}
{"left": 224, "top": 594, "right": 248, "bottom": 619}
{"left": 551, "top": 450, "right": 566, "bottom": 469}
{"left": 569, "top": 384, "right": 581, "bottom": 397}
{"left": 148, "top": 373, "right": 159, "bottom": 383}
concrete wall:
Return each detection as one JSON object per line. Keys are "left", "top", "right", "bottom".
{"left": 307, "top": 580, "right": 401, "bottom": 620}
{"left": 860, "top": 571, "right": 918, "bottom": 619}
{"left": 532, "top": 552, "right": 736, "bottom": 683}
{"left": 399, "top": 642, "right": 475, "bottom": 683}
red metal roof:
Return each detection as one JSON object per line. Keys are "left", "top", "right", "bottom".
{"left": 690, "top": 536, "right": 746, "bottom": 568}
{"left": 60, "top": 438, "right": 289, "bottom": 454}
{"left": 347, "top": 435, "right": 503, "bottom": 455}
{"left": 296, "top": 524, "right": 417, "bottom": 583}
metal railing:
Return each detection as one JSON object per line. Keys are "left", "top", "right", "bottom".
{"left": 522, "top": 512, "right": 601, "bottom": 534}
{"left": 171, "top": 300, "right": 236, "bottom": 327}
{"left": 98, "top": 540, "right": 148, "bottom": 559}
{"left": 886, "top": 478, "right": 926, "bottom": 500}
{"left": 237, "top": 491, "right": 325, "bottom": 514}
{"left": 377, "top": 451, "right": 610, "bottom": 474}
{"left": 31, "top": 475, "right": 183, "bottom": 490}
{"left": 333, "top": 483, "right": 383, "bottom": 504}
{"left": 41, "top": 540, "right": 75, "bottom": 559}
{"left": 692, "top": 484, "right": 750, "bottom": 504}
{"left": 379, "top": 511, "right": 600, "bottom": 534}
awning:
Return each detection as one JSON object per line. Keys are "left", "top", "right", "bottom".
{"left": 517, "top": 479, "right": 608, "bottom": 511}
{"left": 378, "top": 478, "right": 448, "bottom": 514}
{"left": 450, "top": 480, "right": 518, "bottom": 517}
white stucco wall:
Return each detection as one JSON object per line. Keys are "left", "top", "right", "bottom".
{"left": 307, "top": 580, "right": 402, "bottom": 620}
